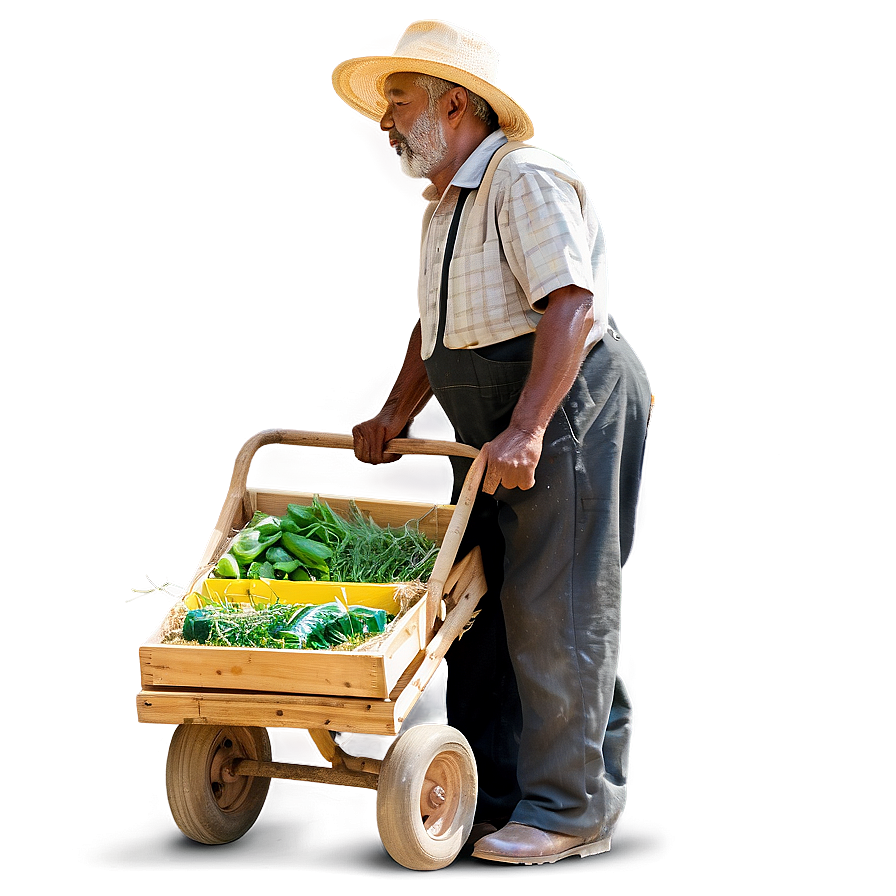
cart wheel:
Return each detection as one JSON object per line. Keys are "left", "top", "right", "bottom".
{"left": 376, "top": 724, "right": 477, "bottom": 870}
{"left": 165, "top": 724, "right": 271, "bottom": 845}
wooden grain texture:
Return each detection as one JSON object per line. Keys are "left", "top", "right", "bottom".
{"left": 139, "top": 643, "right": 386, "bottom": 697}
{"left": 424, "top": 447, "right": 489, "bottom": 634}
{"left": 307, "top": 728, "right": 338, "bottom": 762}
{"left": 136, "top": 689, "right": 403, "bottom": 732}
{"left": 381, "top": 598, "right": 427, "bottom": 693}
{"left": 232, "top": 759, "right": 379, "bottom": 790}
{"left": 396, "top": 548, "right": 487, "bottom": 725}
{"left": 135, "top": 657, "right": 421, "bottom": 733}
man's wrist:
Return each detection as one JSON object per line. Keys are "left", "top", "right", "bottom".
{"left": 507, "top": 410, "right": 547, "bottom": 440}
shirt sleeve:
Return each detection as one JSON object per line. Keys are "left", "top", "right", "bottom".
{"left": 497, "top": 166, "right": 596, "bottom": 309}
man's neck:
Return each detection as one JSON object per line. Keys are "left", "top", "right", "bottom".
{"left": 427, "top": 126, "right": 493, "bottom": 196}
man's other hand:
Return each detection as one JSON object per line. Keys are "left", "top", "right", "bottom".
{"left": 352, "top": 414, "right": 407, "bottom": 464}
{"left": 481, "top": 425, "right": 544, "bottom": 493}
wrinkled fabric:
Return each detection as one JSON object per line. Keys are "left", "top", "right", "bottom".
{"left": 426, "top": 320, "right": 650, "bottom": 837}
{"left": 417, "top": 133, "right": 607, "bottom": 359}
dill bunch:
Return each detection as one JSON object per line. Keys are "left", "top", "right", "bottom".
{"left": 328, "top": 502, "right": 439, "bottom": 584}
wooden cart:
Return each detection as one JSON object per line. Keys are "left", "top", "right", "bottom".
{"left": 136, "top": 430, "right": 488, "bottom": 870}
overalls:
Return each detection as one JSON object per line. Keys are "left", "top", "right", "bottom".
{"left": 422, "top": 186, "right": 652, "bottom": 838}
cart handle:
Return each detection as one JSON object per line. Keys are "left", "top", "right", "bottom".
{"left": 194, "top": 429, "right": 487, "bottom": 634}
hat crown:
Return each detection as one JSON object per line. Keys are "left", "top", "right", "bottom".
{"left": 393, "top": 21, "right": 500, "bottom": 84}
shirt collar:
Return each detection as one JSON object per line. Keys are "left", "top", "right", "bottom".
{"left": 421, "top": 129, "right": 508, "bottom": 201}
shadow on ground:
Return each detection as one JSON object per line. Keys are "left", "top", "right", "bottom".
{"left": 93, "top": 811, "right": 663, "bottom": 877}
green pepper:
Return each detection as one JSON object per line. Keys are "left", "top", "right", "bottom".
{"left": 266, "top": 546, "right": 295, "bottom": 564}
{"left": 247, "top": 560, "right": 276, "bottom": 579}
{"left": 214, "top": 552, "right": 241, "bottom": 579}
{"left": 281, "top": 531, "right": 333, "bottom": 564}
{"left": 253, "top": 515, "right": 282, "bottom": 537}
{"left": 183, "top": 608, "right": 216, "bottom": 643}
{"left": 286, "top": 504, "right": 318, "bottom": 527}
{"left": 272, "top": 558, "right": 302, "bottom": 573}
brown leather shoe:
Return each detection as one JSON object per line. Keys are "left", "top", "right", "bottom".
{"left": 464, "top": 821, "right": 499, "bottom": 848}
{"left": 471, "top": 822, "right": 611, "bottom": 865}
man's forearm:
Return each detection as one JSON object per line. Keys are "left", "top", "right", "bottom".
{"left": 510, "top": 285, "right": 594, "bottom": 437}
{"left": 482, "top": 284, "right": 594, "bottom": 493}
{"left": 378, "top": 320, "right": 433, "bottom": 427}
{"left": 353, "top": 321, "right": 433, "bottom": 464}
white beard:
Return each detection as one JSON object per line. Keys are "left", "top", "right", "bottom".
{"left": 397, "top": 104, "right": 448, "bottom": 178}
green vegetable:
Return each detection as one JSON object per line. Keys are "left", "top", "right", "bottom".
{"left": 182, "top": 602, "right": 311, "bottom": 648}
{"left": 183, "top": 607, "right": 217, "bottom": 642}
{"left": 253, "top": 515, "right": 282, "bottom": 537}
{"left": 272, "top": 558, "right": 302, "bottom": 574}
{"left": 214, "top": 552, "right": 241, "bottom": 579}
{"left": 327, "top": 501, "right": 439, "bottom": 584}
{"left": 286, "top": 503, "right": 318, "bottom": 527}
{"left": 247, "top": 560, "right": 276, "bottom": 579}
{"left": 280, "top": 531, "right": 333, "bottom": 567}
{"left": 181, "top": 600, "right": 393, "bottom": 650}
{"left": 230, "top": 528, "right": 281, "bottom": 564}
{"left": 211, "top": 494, "right": 438, "bottom": 584}
{"left": 265, "top": 546, "right": 295, "bottom": 564}
{"left": 272, "top": 601, "right": 391, "bottom": 649}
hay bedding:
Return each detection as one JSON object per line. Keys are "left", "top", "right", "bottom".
{"left": 158, "top": 579, "right": 427, "bottom": 652}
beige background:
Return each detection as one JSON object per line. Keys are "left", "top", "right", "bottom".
{"left": 3, "top": 1, "right": 892, "bottom": 892}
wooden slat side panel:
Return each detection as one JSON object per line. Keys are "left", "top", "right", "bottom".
{"left": 250, "top": 490, "right": 452, "bottom": 544}
{"left": 139, "top": 582, "right": 427, "bottom": 699}
{"left": 136, "top": 652, "right": 428, "bottom": 734}
{"left": 136, "top": 689, "right": 402, "bottom": 735}
{"left": 394, "top": 550, "right": 487, "bottom": 726}
{"left": 139, "top": 644, "right": 388, "bottom": 698}
{"left": 381, "top": 599, "right": 428, "bottom": 693}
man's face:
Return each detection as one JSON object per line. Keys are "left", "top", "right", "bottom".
{"left": 381, "top": 72, "right": 448, "bottom": 179}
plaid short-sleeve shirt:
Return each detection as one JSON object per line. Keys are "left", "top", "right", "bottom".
{"left": 418, "top": 131, "right": 608, "bottom": 360}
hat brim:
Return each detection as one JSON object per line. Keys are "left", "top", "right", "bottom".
{"left": 332, "top": 55, "right": 534, "bottom": 142}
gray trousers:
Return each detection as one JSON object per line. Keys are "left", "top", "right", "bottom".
{"left": 424, "top": 317, "right": 651, "bottom": 838}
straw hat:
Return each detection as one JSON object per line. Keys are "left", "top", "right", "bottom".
{"left": 332, "top": 20, "right": 534, "bottom": 141}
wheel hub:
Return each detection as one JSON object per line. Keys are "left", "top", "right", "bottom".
{"left": 207, "top": 732, "right": 255, "bottom": 812}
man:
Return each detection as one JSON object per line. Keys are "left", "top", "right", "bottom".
{"left": 333, "top": 21, "right": 651, "bottom": 865}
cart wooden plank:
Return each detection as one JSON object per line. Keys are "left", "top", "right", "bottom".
{"left": 140, "top": 643, "right": 386, "bottom": 697}
{"left": 137, "top": 652, "right": 425, "bottom": 734}
{"left": 139, "top": 589, "right": 427, "bottom": 699}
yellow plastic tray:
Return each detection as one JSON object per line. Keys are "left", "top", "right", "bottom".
{"left": 190, "top": 576, "right": 407, "bottom": 614}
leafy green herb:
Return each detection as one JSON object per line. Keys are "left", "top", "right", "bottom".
{"left": 182, "top": 600, "right": 392, "bottom": 650}
{"left": 212, "top": 495, "right": 438, "bottom": 585}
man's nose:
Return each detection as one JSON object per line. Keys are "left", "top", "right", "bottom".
{"left": 380, "top": 104, "right": 394, "bottom": 130}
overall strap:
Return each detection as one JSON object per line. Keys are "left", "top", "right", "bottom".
{"left": 421, "top": 140, "right": 528, "bottom": 243}
{"left": 473, "top": 140, "right": 529, "bottom": 209}
{"left": 435, "top": 186, "right": 473, "bottom": 346}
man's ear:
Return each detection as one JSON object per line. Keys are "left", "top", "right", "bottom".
{"left": 443, "top": 86, "right": 469, "bottom": 129}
